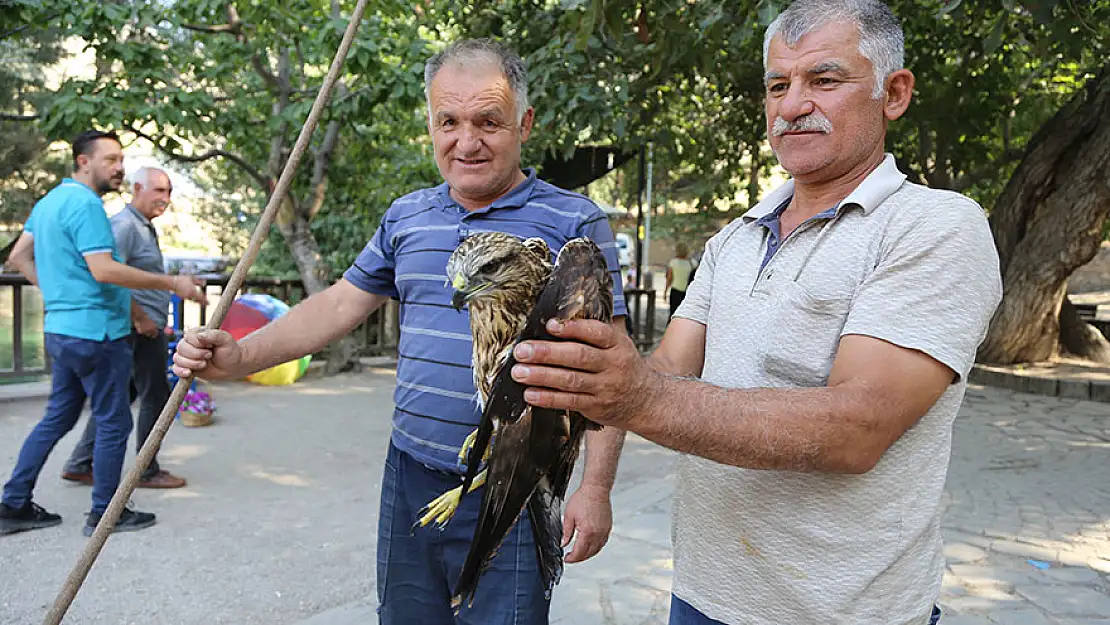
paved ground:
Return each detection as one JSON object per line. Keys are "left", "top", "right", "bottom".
{"left": 1, "top": 370, "right": 1108, "bottom": 624}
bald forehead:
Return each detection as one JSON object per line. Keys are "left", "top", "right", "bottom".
{"left": 145, "top": 170, "right": 173, "bottom": 191}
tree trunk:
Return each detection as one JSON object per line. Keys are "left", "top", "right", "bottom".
{"left": 277, "top": 204, "right": 331, "bottom": 295}
{"left": 978, "top": 65, "right": 1110, "bottom": 364}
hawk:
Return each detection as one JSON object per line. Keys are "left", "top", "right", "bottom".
{"left": 414, "top": 232, "right": 614, "bottom": 610}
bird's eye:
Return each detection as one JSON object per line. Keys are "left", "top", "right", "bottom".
{"left": 481, "top": 257, "right": 505, "bottom": 274}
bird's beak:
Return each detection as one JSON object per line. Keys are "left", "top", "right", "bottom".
{"left": 451, "top": 290, "right": 468, "bottom": 311}
{"left": 450, "top": 274, "right": 490, "bottom": 311}
{"left": 451, "top": 273, "right": 471, "bottom": 311}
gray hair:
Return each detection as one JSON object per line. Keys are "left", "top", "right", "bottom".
{"left": 128, "top": 166, "right": 167, "bottom": 190}
{"left": 423, "top": 38, "right": 530, "bottom": 124}
{"left": 763, "top": 0, "right": 904, "bottom": 99}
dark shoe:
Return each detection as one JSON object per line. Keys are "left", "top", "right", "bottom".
{"left": 61, "top": 470, "right": 94, "bottom": 486}
{"left": 0, "top": 501, "right": 63, "bottom": 535}
{"left": 137, "top": 470, "right": 187, "bottom": 489}
{"left": 83, "top": 508, "right": 156, "bottom": 537}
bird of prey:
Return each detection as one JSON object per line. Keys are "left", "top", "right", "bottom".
{"left": 414, "top": 232, "right": 614, "bottom": 610}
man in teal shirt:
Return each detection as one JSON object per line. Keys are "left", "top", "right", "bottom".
{"left": 0, "top": 130, "right": 205, "bottom": 537}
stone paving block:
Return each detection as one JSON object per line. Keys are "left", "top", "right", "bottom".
{"left": 1002, "top": 372, "right": 1026, "bottom": 393}
{"left": 1040, "top": 566, "right": 1104, "bottom": 584}
{"left": 1057, "top": 550, "right": 1096, "bottom": 568}
{"left": 1058, "top": 378, "right": 1093, "bottom": 399}
{"left": 965, "top": 584, "right": 1021, "bottom": 601}
{"left": 293, "top": 597, "right": 377, "bottom": 625}
{"left": 1014, "top": 584, "right": 1110, "bottom": 616}
{"left": 1014, "top": 375, "right": 1059, "bottom": 396}
{"left": 947, "top": 564, "right": 1039, "bottom": 589}
{"left": 1088, "top": 380, "right": 1110, "bottom": 403}
{"left": 969, "top": 367, "right": 1007, "bottom": 387}
{"left": 946, "top": 542, "right": 989, "bottom": 564}
{"left": 942, "top": 595, "right": 1027, "bottom": 614}
{"left": 938, "top": 616, "right": 993, "bottom": 625}
{"left": 990, "top": 538, "right": 1059, "bottom": 562}
{"left": 611, "top": 511, "right": 673, "bottom": 549}
{"left": 987, "top": 609, "right": 1056, "bottom": 625}
{"left": 551, "top": 578, "right": 669, "bottom": 625}
{"left": 1089, "top": 558, "right": 1110, "bottom": 574}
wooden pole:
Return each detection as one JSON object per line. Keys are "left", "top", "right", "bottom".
{"left": 43, "top": 1, "right": 372, "bottom": 621}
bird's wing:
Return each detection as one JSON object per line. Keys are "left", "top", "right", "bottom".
{"left": 451, "top": 237, "right": 616, "bottom": 608}
{"left": 479, "top": 237, "right": 614, "bottom": 428}
{"left": 452, "top": 403, "right": 565, "bottom": 609}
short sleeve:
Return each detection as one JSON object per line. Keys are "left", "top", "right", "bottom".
{"left": 69, "top": 197, "right": 116, "bottom": 256}
{"left": 110, "top": 216, "right": 137, "bottom": 264}
{"left": 576, "top": 207, "right": 628, "bottom": 318}
{"left": 343, "top": 212, "right": 399, "bottom": 298}
{"left": 841, "top": 199, "right": 1002, "bottom": 379}
{"left": 24, "top": 209, "right": 37, "bottom": 234}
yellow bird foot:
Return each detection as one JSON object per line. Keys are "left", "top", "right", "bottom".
{"left": 413, "top": 470, "right": 487, "bottom": 531}
{"left": 458, "top": 429, "right": 480, "bottom": 464}
{"left": 416, "top": 487, "right": 462, "bottom": 530}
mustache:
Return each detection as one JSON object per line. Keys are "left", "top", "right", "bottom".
{"left": 771, "top": 114, "right": 833, "bottom": 137}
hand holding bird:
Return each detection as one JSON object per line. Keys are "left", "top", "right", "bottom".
{"left": 510, "top": 317, "right": 659, "bottom": 429}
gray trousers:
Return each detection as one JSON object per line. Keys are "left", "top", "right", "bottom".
{"left": 65, "top": 332, "right": 168, "bottom": 480}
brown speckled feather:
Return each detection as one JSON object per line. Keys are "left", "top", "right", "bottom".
{"left": 451, "top": 237, "right": 614, "bottom": 609}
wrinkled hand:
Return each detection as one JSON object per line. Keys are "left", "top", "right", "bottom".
{"left": 171, "top": 328, "right": 243, "bottom": 380}
{"left": 562, "top": 484, "right": 613, "bottom": 563}
{"left": 172, "top": 275, "right": 208, "bottom": 304}
{"left": 134, "top": 316, "right": 159, "bottom": 338}
{"left": 511, "top": 319, "right": 655, "bottom": 428}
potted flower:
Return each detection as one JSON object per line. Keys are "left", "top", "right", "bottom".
{"left": 179, "top": 390, "right": 215, "bottom": 427}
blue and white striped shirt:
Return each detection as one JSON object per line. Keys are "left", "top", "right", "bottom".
{"left": 343, "top": 169, "right": 628, "bottom": 472}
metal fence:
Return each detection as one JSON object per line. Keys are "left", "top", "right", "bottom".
{"left": 1, "top": 272, "right": 656, "bottom": 381}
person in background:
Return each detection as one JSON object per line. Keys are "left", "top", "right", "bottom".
{"left": 665, "top": 241, "right": 695, "bottom": 318}
{"left": 1, "top": 131, "right": 204, "bottom": 537}
{"left": 62, "top": 166, "right": 188, "bottom": 490}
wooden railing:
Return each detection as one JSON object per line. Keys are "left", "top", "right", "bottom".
{"left": 2, "top": 272, "right": 657, "bottom": 381}
{"left": 1, "top": 273, "right": 48, "bottom": 381}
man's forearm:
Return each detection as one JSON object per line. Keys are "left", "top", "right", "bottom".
{"left": 630, "top": 375, "right": 885, "bottom": 474}
{"left": 237, "top": 281, "right": 386, "bottom": 377}
{"left": 91, "top": 259, "right": 174, "bottom": 291}
{"left": 11, "top": 257, "right": 38, "bottom": 286}
{"left": 579, "top": 425, "right": 625, "bottom": 491}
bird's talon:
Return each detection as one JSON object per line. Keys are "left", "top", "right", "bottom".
{"left": 416, "top": 487, "right": 463, "bottom": 529}
{"left": 459, "top": 429, "right": 479, "bottom": 464}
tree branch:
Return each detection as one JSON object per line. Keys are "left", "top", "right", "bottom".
{"left": 181, "top": 3, "right": 243, "bottom": 37}
{"left": 0, "top": 113, "right": 39, "bottom": 121}
{"left": 181, "top": 22, "right": 241, "bottom": 35}
{"left": 252, "top": 55, "right": 279, "bottom": 90}
{"left": 1, "top": 14, "right": 59, "bottom": 41}
{"left": 129, "top": 126, "right": 269, "bottom": 190}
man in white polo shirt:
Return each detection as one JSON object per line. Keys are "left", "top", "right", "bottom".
{"left": 508, "top": 1, "right": 1003, "bottom": 623}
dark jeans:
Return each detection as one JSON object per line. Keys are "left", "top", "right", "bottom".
{"left": 2, "top": 334, "right": 133, "bottom": 515}
{"left": 65, "top": 332, "right": 168, "bottom": 480}
{"left": 377, "top": 442, "right": 549, "bottom": 625}
{"left": 668, "top": 596, "right": 943, "bottom": 624}
{"left": 668, "top": 288, "right": 687, "bottom": 318}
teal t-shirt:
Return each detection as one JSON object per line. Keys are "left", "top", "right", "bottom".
{"left": 24, "top": 179, "right": 131, "bottom": 341}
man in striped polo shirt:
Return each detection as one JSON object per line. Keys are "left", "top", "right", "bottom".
{"left": 173, "top": 39, "right": 628, "bottom": 623}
